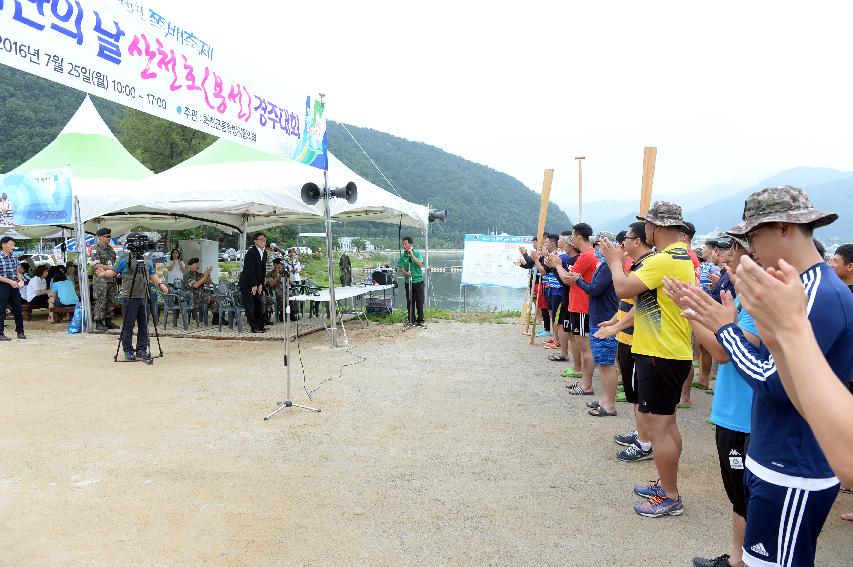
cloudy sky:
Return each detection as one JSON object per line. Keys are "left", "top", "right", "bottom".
{"left": 173, "top": 0, "right": 853, "bottom": 206}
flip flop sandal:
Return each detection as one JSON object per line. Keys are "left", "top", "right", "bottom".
{"left": 548, "top": 353, "right": 568, "bottom": 361}
{"left": 567, "top": 383, "right": 594, "bottom": 395}
{"left": 562, "top": 369, "right": 583, "bottom": 378}
{"left": 705, "top": 388, "right": 715, "bottom": 395}
{"left": 586, "top": 400, "right": 601, "bottom": 409}
{"left": 544, "top": 343, "right": 559, "bottom": 350}
{"left": 677, "top": 402, "right": 692, "bottom": 409}
{"left": 588, "top": 406, "right": 617, "bottom": 417}
{"left": 691, "top": 380, "right": 709, "bottom": 390}
{"left": 565, "top": 380, "right": 580, "bottom": 389}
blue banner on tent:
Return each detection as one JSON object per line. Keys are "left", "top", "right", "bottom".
{"left": 58, "top": 235, "right": 96, "bottom": 253}
{"left": 0, "top": 169, "right": 73, "bottom": 227}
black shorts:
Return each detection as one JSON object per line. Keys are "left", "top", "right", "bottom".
{"left": 617, "top": 341, "right": 638, "bottom": 404}
{"left": 635, "top": 354, "right": 692, "bottom": 415}
{"left": 715, "top": 426, "right": 749, "bottom": 517}
{"left": 565, "top": 311, "right": 589, "bottom": 336}
{"left": 548, "top": 294, "right": 565, "bottom": 325}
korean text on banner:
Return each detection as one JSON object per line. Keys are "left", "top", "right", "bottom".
{"left": 461, "top": 234, "right": 534, "bottom": 289}
{"left": 0, "top": 168, "right": 73, "bottom": 226}
{"left": 0, "top": 0, "right": 327, "bottom": 169}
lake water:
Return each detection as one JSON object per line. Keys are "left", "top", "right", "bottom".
{"left": 373, "top": 251, "right": 526, "bottom": 312}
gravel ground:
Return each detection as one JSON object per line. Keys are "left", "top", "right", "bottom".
{"left": 0, "top": 319, "right": 850, "bottom": 566}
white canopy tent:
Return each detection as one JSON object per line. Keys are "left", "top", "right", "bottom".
{"left": 119, "top": 139, "right": 428, "bottom": 231}
{"left": 2, "top": 96, "right": 155, "bottom": 238}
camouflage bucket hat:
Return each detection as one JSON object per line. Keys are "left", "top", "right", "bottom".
{"left": 636, "top": 200, "right": 689, "bottom": 229}
{"left": 726, "top": 185, "right": 838, "bottom": 237}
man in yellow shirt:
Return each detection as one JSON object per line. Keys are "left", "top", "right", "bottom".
{"left": 600, "top": 201, "right": 696, "bottom": 518}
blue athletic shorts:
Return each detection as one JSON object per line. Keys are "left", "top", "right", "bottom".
{"left": 741, "top": 466, "right": 839, "bottom": 567}
{"left": 589, "top": 324, "right": 617, "bottom": 366}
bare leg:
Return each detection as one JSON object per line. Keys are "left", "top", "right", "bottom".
{"left": 570, "top": 333, "right": 582, "bottom": 373}
{"left": 699, "top": 345, "right": 712, "bottom": 388}
{"left": 579, "top": 336, "right": 594, "bottom": 391}
{"left": 599, "top": 364, "right": 618, "bottom": 413}
{"left": 730, "top": 512, "right": 746, "bottom": 566}
{"left": 680, "top": 366, "right": 694, "bottom": 405}
{"left": 646, "top": 413, "right": 681, "bottom": 499}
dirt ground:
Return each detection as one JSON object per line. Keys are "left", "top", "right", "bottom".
{"left": 0, "top": 319, "right": 850, "bottom": 566}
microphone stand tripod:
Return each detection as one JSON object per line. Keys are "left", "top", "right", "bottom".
{"left": 264, "top": 274, "right": 320, "bottom": 420}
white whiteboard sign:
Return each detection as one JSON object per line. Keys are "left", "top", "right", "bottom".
{"left": 461, "top": 234, "right": 533, "bottom": 289}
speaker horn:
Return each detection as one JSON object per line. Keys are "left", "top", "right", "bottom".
{"left": 329, "top": 181, "right": 358, "bottom": 204}
{"left": 301, "top": 182, "right": 321, "bottom": 206}
{"left": 429, "top": 209, "right": 448, "bottom": 222}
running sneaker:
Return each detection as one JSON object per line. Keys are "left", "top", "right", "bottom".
{"left": 692, "top": 554, "right": 732, "bottom": 567}
{"left": 124, "top": 351, "right": 137, "bottom": 362}
{"left": 614, "top": 430, "right": 638, "bottom": 446}
{"left": 633, "top": 479, "right": 665, "bottom": 499}
{"left": 619, "top": 442, "right": 654, "bottom": 462}
{"left": 634, "top": 494, "right": 683, "bottom": 517}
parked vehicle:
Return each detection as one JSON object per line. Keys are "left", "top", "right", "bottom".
{"left": 17, "top": 253, "right": 55, "bottom": 268}
{"left": 218, "top": 248, "right": 238, "bottom": 262}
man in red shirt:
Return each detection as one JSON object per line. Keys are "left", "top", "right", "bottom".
{"left": 564, "top": 223, "right": 599, "bottom": 395}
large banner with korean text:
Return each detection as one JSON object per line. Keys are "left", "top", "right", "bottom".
{"left": 461, "top": 234, "right": 534, "bottom": 289}
{"left": 0, "top": 0, "right": 327, "bottom": 169}
{"left": 0, "top": 168, "right": 73, "bottom": 226}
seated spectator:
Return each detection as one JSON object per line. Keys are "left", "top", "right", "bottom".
{"left": 65, "top": 263, "right": 79, "bottom": 290}
{"left": 183, "top": 258, "right": 222, "bottom": 324}
{"left": 17, "top": 262, "right": 31, "bottom": 284}
{"left": 49, "top": 272, "right": 79, "bottom": 307}
{"left": 166, "top": 249, "right": 186, "bottom": 284}
{"left": 23, "top": 265, "right": 50, "bottom": 308}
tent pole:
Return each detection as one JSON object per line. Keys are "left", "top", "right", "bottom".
{"left": 425, "top": 204, "right": 430, "bottom": 309}
{"left": 239, "top": 217, "right": 248, "bottom": 269}
{"left": 74, "top": 196, "right": 93, "bottom": 333}
{"left": 324, "top": 169, "right": 339, "bottom": 348}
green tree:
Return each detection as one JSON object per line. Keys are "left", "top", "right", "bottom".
{"left": 116, "top": 109, "right": 215, "bottom": 173}
{"left": 351, "top": 237, "right": 367, "bottom": 252}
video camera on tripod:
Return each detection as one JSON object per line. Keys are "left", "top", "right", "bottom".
{"left": 125, "top": 232, "right": 156, "bottom": 258}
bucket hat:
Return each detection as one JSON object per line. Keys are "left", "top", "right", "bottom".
{"left": 636, "top": 201, "right": 689, "bottom": 230}
{"left": 727, "top": 186, "right": 837, "bottom": 237}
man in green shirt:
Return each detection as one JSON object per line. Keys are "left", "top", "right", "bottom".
{"left": 397, "top": 236, "right": 425, "bottom": 326}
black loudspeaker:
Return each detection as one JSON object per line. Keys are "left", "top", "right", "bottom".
{"left": 429, "top": 209, "right": 448, "bottom": 222}
{"left": 301, "top": 182, "right": 321, "bottom": 205}
{"left": 329, "top": 181, "right": 358, "bottom": 204}
{"left": 372, "top": 270, "right": 394, "bottom": 285}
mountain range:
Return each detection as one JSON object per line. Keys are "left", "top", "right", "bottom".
{"left": 580, "top": 167, "right": 853, "bottom": 243}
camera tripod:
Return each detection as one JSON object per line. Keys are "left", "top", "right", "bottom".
{"left": 112, "top": 256, "right": 164, "bottom": 366}
{"left": 264, "top": 274, "right": 320, "bottom": 420}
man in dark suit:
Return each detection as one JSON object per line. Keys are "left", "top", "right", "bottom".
{"left": 239, "top": 232, "right": 268, "bottom": 333}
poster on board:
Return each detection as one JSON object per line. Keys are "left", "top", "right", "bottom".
{"left": 461, "top": 234, "right": 534, "bottom": 289}
{"left": 0, "top": 0, "right": 327, "bottom": 169}
{"left": 0, "top": 167, "right": 73, "bottom": 226}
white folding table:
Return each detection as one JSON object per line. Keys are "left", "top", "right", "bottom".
{"left": 290, "top": 284, "right": 396, "bottom": 345}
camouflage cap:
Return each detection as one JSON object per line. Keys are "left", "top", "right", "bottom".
{"left": 727, "top": 185, "right": 837, "bottom": 237}
{"left": 636, "top": 201, "right": 689, "bottom": 229}
{"left": 594, "top": 231, "right": 616, "bottom": 244}
{"left": 729, "top": 235, "right": 750, "bottom": 250}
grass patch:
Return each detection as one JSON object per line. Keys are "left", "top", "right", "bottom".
{"left": 366, "top": 308, "right": 520, "bottom": 325}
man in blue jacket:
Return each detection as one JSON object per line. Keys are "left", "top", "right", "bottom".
{"left": 561, "top": 231, "right": 620, "bottom": 416}
{"left": 678, "top": 186, "right": 853, "bottom": 567}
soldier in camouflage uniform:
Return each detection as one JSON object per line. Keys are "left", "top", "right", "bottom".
{"left": 264, "top": 258, "right": 285, "bottom": 322}
{"left": 91, "top": 227, "right": 118, "bottom": 331}
{"left": 183, "top": 258, "right": 221, "bottom": 324}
